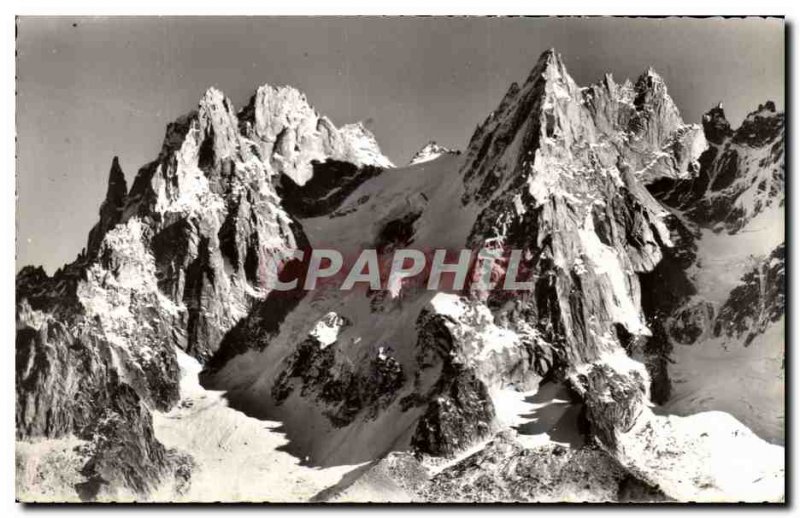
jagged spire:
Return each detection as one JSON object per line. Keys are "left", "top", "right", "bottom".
{"left": 105, "top": 156, "right": 127, "bottom": 206}
{"left": 634, "top": 66, "right": 668, "bottom": 97}
{"left": 86, "top": 156, "right": 128, "bottom": 257}
{"left": 540, "top": 47, "right": 569, "bottom": 68}
{"left": 516, "top": 48, "right": 571, "bottom": 91}
{"left": 541, "top": 47, "right": 559, "bottom": 64}
{"left": 629, "top": 65, "right": 684, "bottom": 148}
{"left": 645, "top": 66, "right": 661, "bottom": 78}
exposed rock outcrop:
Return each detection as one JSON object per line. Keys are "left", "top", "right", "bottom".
{"left": 318, "top": 429, "right": 670, "bottom": 503}
{"left": 650, "top": 101, "right": 784, "bottom": 233}
{"left": 86, "top": 156, "right": 128, "bottom": 258}
{"left": 239, "top": 85, "right": 392, "bottom": 185}
{"left": 16, "top": 220, "right": 183, "bottom": 499}
{"left": 422, "top": 430, "right": 669, "bottom": 503}
{"left": 714, "top": 243, "right": 784, "bottom": 345}
{"left": 278, "top": 160, "right": 383, "bottom": 218}
{"left": 459, "top": 49, "right": 688, "bottom": 405}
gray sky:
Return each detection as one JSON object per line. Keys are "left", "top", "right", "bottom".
{"left": 17, "top": 16, "right": 784, "bottom": 273}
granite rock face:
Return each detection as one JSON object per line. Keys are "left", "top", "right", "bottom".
{"left": 571, "top": 358, "right": 649, "bottom": 450}
{"left": 461, "top": 52, "right": 705, "bottom": 206}
{"left": 317, "top": 430, "right": 670, "bottom": 503}
{"left": 460, "top": 49, "right": 689, "bottom": 402}
{"left": 713, "top": 243, "right": 785, "bottom": 346}
{"left": 17, "top": 220, "right": 183, "bottom": 499}
{"left": 239, "top": 85, "right": 393, "bottom": 185}
{"left": 86, "top": 157, "right": 128, "bottom": 258}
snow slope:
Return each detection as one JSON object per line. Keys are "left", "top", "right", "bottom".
{"left": 152, "top": 350, "right": 360, "bottom": 502}
{"left": 689, "top": 205, "right": 784, "bottom": 306}
{"left": 665, "top": 317, "right": 785, "bottom": 445}
{"left": 301, "top": 153, "right": 476, "bottom": 252}
{"left": 665, "top": 206, "right": 785, "bottom": 444}
{"left": 618, "top": 409, "right": 784, "bottom": 502}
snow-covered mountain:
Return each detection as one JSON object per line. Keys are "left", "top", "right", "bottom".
{"left": 16, "top": 49, "right": 784, "bottom": 503}
{"left": 408, "top": 141, "right": 459, "bottom": 165}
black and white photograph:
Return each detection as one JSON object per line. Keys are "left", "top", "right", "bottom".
{"left": 9, "top": 11, "right": 790, "bottom": 507}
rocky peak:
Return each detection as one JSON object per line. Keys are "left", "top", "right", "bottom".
{"left": 460, "top": 48, "right": 581, "bottom": 202}
{"left": 733, "top": 100, "right": 784, "bottom": 147}
{"left": 650, "top": 99, "right": 784, "bottom": 233}
{"left": 15, "top": 77, "right": 398, "bottom": 497}
{"left": 338, "top": 122, "right": 395, "bottom": 169}
{"left": 86, "top": 156, "right": 129, "bottom": 257}
{"left": 525, "top": 48, "right": 569, "bottom": 83}
{"left": 196, "top": 86, "right": 240, "bottom": 167}
{"left": 104, "top": 156, "right": 128, "bottom": 209}
{"left": 459, "top": 48, "right": 685, "bottom": 377}
{"left": 630, "top": 67, "right": 684, "bottom": 148}
{"left": 409, "top": 141, "right": 458, "bottom": 165}
{"left": 21, "top": 75, "right": 399, "bottom": 370}
{"left": 238, "top": 84, "right": 393, "bottom": 184}
{"left": 107, "top": 156, "right": 127, "bottom": 197}
{"left": 701, "top": 103, "right": 733, "bottom": 144}
{"left": 452, "top": 50, "right": 712, "bottom": 422}
{"left": 635, "top": 67, "right": 666, "bottom": 94}
{"left": 239, "top": 84, "right": 314, "bottom": 143}
{"left": 752, "top": 100, "right": 777, "bottom": 116}
{"left": 462, "top": 49, "right": 700, "bottom": 204}
{"left": 533, "top": 48, "right": 582, "bottom": 100}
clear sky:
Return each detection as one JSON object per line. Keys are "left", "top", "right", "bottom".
{"left": 16, "top": 16, "right": 784, "bottom": 273}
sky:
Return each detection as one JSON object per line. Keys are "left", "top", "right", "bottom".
{"left": 16, "top": 16, "right": 784, "bottom": 273}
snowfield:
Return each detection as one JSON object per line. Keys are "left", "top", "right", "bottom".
{"left": 152, "top": 350, "right": 361, "bottom": 502}
{"left": 665, "top": 317, "right": 785, "bottom": 445}
{"left": 666, "top": 206, "right": 785, "bottom": 444}
{"left": 617, "top": 409, "right": 784, "bottom": 503}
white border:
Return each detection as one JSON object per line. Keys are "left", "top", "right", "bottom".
{"left": 3, "top": 1, "right": 795, "bottom": 16}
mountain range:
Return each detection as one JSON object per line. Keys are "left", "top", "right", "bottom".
{"left": 16, "top": 48, "right": 785, "bottom": 503}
